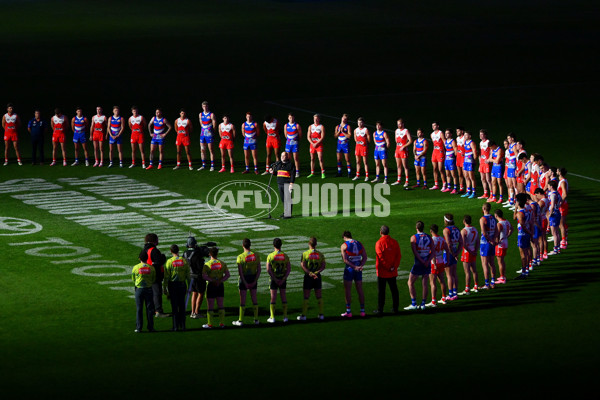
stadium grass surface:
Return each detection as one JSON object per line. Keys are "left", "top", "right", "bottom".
{"left": 1, "top": 1, "right": 599, "bottom": 398}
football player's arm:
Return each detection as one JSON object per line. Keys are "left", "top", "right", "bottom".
{"left": 231, "top": 124, "right": 236, "bottom": 139}
{"left": 1, "top": 115, "right": 5, "bottom": 130}
{"left": 384, "top": 131, "right": 390, "bottom": 148}
{"left": 297, "top": 123, "right": 302, "bottom": 139}
{"left": 560, "top": 181, "right": 568, "bottom": 201}
{"left": 163, "top": 119, "right": 173, "bottom": 137}
{"left": 403, "top": 131, "right": 413, "bottom": 150}
{"left": 211, "top": 113, "right": 216, "bottom": 131}
{"left": 71, "top": 117, "right": 76, "bottom": 132}
{"left": 422, "top": 139, "right": 429, "bottom": 155}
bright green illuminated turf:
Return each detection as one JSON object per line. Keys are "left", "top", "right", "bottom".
{"left": 1, "top": 1, "right": 599, "bottom": 398}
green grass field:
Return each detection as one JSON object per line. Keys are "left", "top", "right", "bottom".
{"left": 1, "top": 1, "right": 599, "bottom": 398}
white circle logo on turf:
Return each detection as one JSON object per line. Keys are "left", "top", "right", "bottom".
{"left": 206, "top": 180, "right": 279, "bottom": 218}
{"left": 0, "top": 217, "right": 43, "bottom": 236}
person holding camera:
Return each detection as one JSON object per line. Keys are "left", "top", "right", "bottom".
{"left": 184, "top": 236, "right": 208, "bottom": 319}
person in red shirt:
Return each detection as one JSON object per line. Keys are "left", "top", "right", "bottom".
{"left": 374, "top": 225, "right": 401, "bottom": 315}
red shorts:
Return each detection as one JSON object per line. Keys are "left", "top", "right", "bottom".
{"left": 516, "top": 175, "right": 524, "bottom": 184}
{"left": 495, "top": 246, "right": 507, "bottom": 257}
{"left": 52, "top": 133, "right": 65, "bottom": 143}
{"left": 309, "top": 144, "right": 323, "bottom": 154}
{"left": 541, "top": 218, "right": 548, "bottom": 233}
{"left": 3, "top": 131, "right": 17, "bottom": 142}
{"left": 559, "top": 201, "right": 569, "bottom": 216}
{"left": 219, "top": 139, "right": 234, "bottom": 150}
{"left": 176, "top": 134, "right": 190, "bottom": 147}
{"left": 92, "top": 132, "right": 104, "bottom": 142}
{"left": 456, "top": 154, "right": 464, "bottom": 168}
{"left": 431, "top": 261, "right": 446, "bottom": 275}
{"left": 461, "top": 249, "right": 476, "bottom": 263}
{"left": 355, "top": 146, "right": 367, "bottom": 157}
{"left": 479, "top": 162, "right": 491, "bottom": 174}
{"left": 130, "top": 132, "right": 144, "bottom": 144}
{"left": 432, "top": 150, "right": 444, "bottom": 163}
{"left": 266, "top": 136, "right": 280, "bottom": 149}
{"left": 503, "top": 169, "right": 508, "bottom": 179}
{"left": 395, "top": 148, "right": 408, "bottom": 159}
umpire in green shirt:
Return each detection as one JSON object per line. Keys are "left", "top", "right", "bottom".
{"left": 163, "top": 244, "right": 190, "bottom": 331}
{"left": 132, "top": 261, "right": 156, "bottom": 333}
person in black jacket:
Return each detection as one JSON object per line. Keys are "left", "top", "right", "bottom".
{"left": 183, "top": 236, "right": 209, "bottom": 319}
{"left": 270, "top": 151, "right": 296, "bottom": 219}
{"left": 139, "top": 233, "right": 168, "bottom": 318}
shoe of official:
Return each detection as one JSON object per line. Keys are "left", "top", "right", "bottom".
{"left": 71, "top": 160, "right": 79, "bottom": 166}
{"left": 173, "top": 165, "right": 180, "bottom": 170}
{"left": 352, "top": 175, "right": 359, "bottom": 181}
{"left": 267, "top": 317, "right": 275, "bottom": 324}
{"left": 404, "top": 304, "right": 419, "bottom": 310}
{"left": 134, "top": 329, "right": 141, "bottom": 333}
{"left": 283, "top": 317, "right": 289, "bottom": 323}
{"left": 254, "top": 319, "right": 260, "bottom": 325}
{"left": 261, "top": 170, "right": 269, "bottom": 175}
{"left": 232, "top": 320, "right": 243, "bottom": 327}
{"left": 318, "top": 314, "right": 324, "bottom": 320}
{"left": 340, "top": 312, "right": 352, "bottom": 318}
{"left": 297, "top": 315, "right": 307, "bottom": 321}
{"left": 202, "top": 324, "right": 212, "bottom": 329}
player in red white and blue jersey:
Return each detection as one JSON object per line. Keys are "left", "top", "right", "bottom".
{"left": 198, "top": 101, "right": 216, "bottom": 171}
{"left": 90, "top": 106, "right": 106, "bottom": 167}
{"left": 514, "top": 193, "right": 533, "bottom": 279}
{"left": 479, "top": 202, "right": 497, "bottom": 289}
{"left": 412, "top": 128, "right": 429, "bottom": 188}
{"left": 392, "top": 118, "right": 412, "bottom": 186}
{"left": 107, "top": 106, "right": 124, "bottom": 168}
{"left": 241, "top": 112, "right": 260, "bottom": 174}
{"left": 146, "top": 108, "right": 172, "bottom": 170}
{"left": 340, "top": 231, "right": 367, "bottom": 317}
{"left": 70, "top": 107, "right": 89, "bottom": 166}
{"left": 443, "top": 213, "right": 463, "bottom": 300}
{"left": 307, "top": 114, "right": 325, "bottom": 178}
{"left": 488, "top": 141, "right": 504, "bottom": 204}
{"left": 285, "top": 113, "right": 302, "bottom": 177}
{"left": 546, "top": 180, "right": 563, "bottom": 256}
{"left": 493, "top": 209, "right": 512, "bottom": 284}
{"left": 459, "top": 215, "right": 480, "bottom": 294}
{"left": 405, "top": 221, "right": 433, "bottom": 310}
{"left": 460, "top": 131, "right": 478, "bottom": 198}
{"left": 334, "top": 114, "right": 352, "bottom": 177}
{"left": 442, "top": 129, "right": 458, "bottom": 193}
{"left": 371, "top": 121, "right": 389, "bottom": 184}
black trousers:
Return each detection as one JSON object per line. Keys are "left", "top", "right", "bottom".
{"left": 278, "top": 182, "right": 293, "bottom": 217}
{"left": 31, "top": 135, "right": 44, "bottom": 163}
{"left": 168, "top": 281, "right": 187, "bottom": 330}
{"left": 152, "top": 282, "right": 164, "bottom": 313}
{"left": 377, "top": 276, "right": 399, "bottom": 313}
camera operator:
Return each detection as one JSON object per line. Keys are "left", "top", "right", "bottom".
{"left": 183, "top": 236, "right": 211, "bottom": 319}
{"left": 139, "top": 233, "right": 168, "bottom": 318}
{"left": 270, "top": 151, "right": 296, "bottom": 219}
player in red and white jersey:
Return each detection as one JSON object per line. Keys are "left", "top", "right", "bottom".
{"left": 493, "top": 209, "right": 512, "bottom": 284}
{"left": 174, "top": 109, "right": 193, "bottom": 170}
{"left": 262, "top": 115, "right": 281, "bottom": 175}
{"left": 353, "top": 117, "right": 370, "bottom": 182}
{"left": 478, "top": 129, "right": 492, "bottom": 199}
{"left": 307, "top": 114, "right": 325, "bottom": 178}
{"left": 218, "top": 114, "right": 236, "bottom": 173}
{"left": 557, "top": 167, "right": 569, "bottom": 249}
{"left": 455, "top": 127, "right": 466, "bottom": 192}
{"left": 528, "top": 153, "right": 540, "bottom": 196}
{"left": 514, "top": 140, "right": 528, "bottom": 194}
{"left": 91, "top": 106, "right": 107, "bottom": 167}
{"left": 534, "top": 188, "right": 549, "bottom": 259}
{"left": 128, "top": 106, "right": 147, "bottom": 168}
{"left": 392, "top": 118, "right": 412, "bottom": 186}
{"left": 50, "top": 108, "right": 68, "bottom": 166}
{"left": 430, "top": 122, "right": 446, "bottom": 190}
{"left": 538, "top": 163, "right": 549, "bottom": 192}
{"left": 2, "top": 103, "right": 22, "bottom": 166}
{"left": 427, "top": 224, "right": 449, "bottom": 307}
{"left": 459, "top": 214, "right": 480, "bottom": 295}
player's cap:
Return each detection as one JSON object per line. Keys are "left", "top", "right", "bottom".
{"left": 187, "top": 236, "right": 197, "bottom": 248}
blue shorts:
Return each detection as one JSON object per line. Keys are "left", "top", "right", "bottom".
{"left": 549, "top": 212, "right": 561, "bottom": 227}
{"left": 109, "top": 135, "right": 122, "bottom": 145}
{"left": 343, "top": 265, "right": 362, "bottom": 281}
{"left": 443, "top": 252, "right": 457, "bottom": 266}
{"left": 411, "top": 259, "right": 430, "bottom": 276}
{"left": 337, "top": 142, "right": 349, "bottom": 154}
{"left": 374, "top": 147, "right": 387, "bottom": 160}
{"left": 492, "top": 164, "right": 503, "bottom": 178}
{"left": 444, "top": 159, "right": 455, "bottom": 171}
{"left": 243, "top": 142, "right": 257, "bottom": 151}
{"left": 507, "top": 167, "right": 516, "bottom": 178}
{"left": 414, "top": 157, "right": 426, "bottom": 168}
{"left": 73, "top": 132, "right": 87, "bottom": 144}
{"left": 285, "top": 141, "right": 298, "bottom": 153}
{"left": 463, "top": 160, "right": 473, "bottom": 172}
{"left": 200, "top": 128, "right": 213, "bottom": 144}
{"left": 517, "top": 233, "right": 531, "bottom": 249}
{"left": 151, "top": 137, "right": 164, "bottom": 146}
{"left": 480, "top": 242, "right": 494, "bottom": 257}
{"left": 526, "top": 182, "right": 531, "bottom": 193}
{"left": 533, "top": 225, "right": 540, "bottom": 240}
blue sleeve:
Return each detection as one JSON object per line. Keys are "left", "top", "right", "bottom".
{"left": 27, "top": 119, "right": 33, "bottom": 129}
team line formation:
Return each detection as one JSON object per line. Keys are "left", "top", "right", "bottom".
{"left": 1, "top": 102, "right": 570, "bottom": 331}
